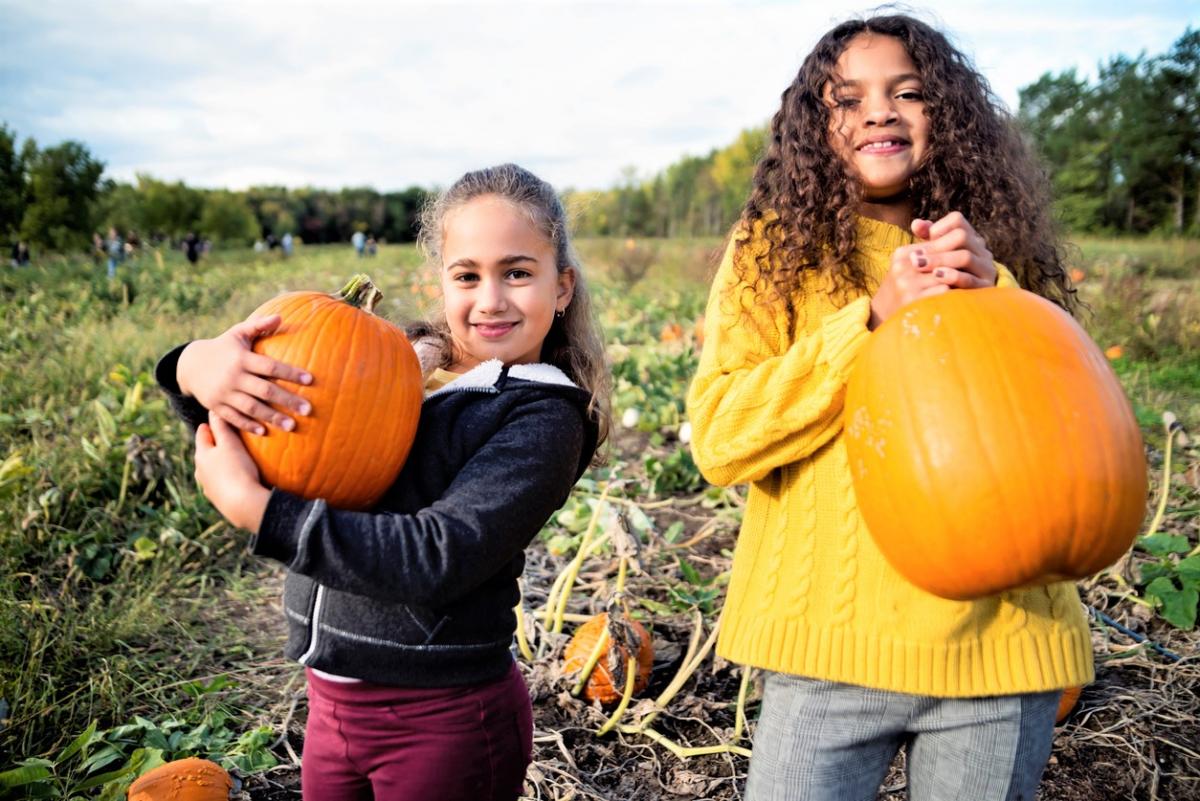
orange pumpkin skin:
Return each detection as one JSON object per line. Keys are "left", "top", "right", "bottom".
{"left": 564, "top": 612, "right": 654, "bottom": 704}
{"left": 127, "top": 757, "right": 232, "bottom": 801}
{"left": 1056, "top": 685, "right": 1083, "bottom": 723}
{"left": 844, "top": 288, "right": 1147, "bottom": 600}
{"left": 241, "top": 275, "right": 422, "bottom": 510}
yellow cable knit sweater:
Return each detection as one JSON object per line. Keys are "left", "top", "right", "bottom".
{"left": 686, "top": 215, "right": 1093, "bottom": 697}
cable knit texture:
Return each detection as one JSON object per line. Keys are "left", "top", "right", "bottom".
{"left": 686, "top": 215, "right": 1093, "bottom": 697}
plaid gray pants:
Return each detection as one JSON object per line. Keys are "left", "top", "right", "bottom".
{"left": 746, "top": 673, "right": 1060, "bottom": 801}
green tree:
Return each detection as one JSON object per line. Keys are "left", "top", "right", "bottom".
{"left": 134, "top": 174, "right": 203, "bottom": 240}
{"left": 19, "top": 140, "right": 104, "bottom": 251}
{"left": 94, "top": 180, "right": 143, "bottom": 236}
{"left": 0, "top": 124, "right": 26, "bottom": 241}
{"left": 199, "top": 190, "right": 259, "bottom": 246}
{"left": 1019, "top": 26, "right": 1199, "bottom": 235}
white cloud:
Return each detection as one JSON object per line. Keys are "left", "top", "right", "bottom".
{"left": 1, "top": 0, "right": 1195, "bottom": 189}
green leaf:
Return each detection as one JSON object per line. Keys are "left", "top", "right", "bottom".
{"left": 131, "top": 536, "right": 158, "bottom": 562}
{"left": 73, "top": 762, "right": 136, "bottom": 792}
{"left": 56, "top": 720, "right": 98, "bottom": 764}
{"left": 1145, "top": 577, "right": 1198, "bottom": 629}
{"left": 1177, "top": 554, "right": 1200, "bottom": 590}
{"left": 663, "top": 521, "right": 685, "bottom": 544}
{"left": 1139, "top": 561, "right": 1173, "bottom": 585}
{"left": 0, "top": 761, "right": 53, "bottom": 790}
{"left": 678, "top": 558, "right": 703, "bottom": 586}
{"left": 1137, "top": 534, "right": 1189, "bottom": 557}
{"left": 80, "top": 744, "right": 124, "bottom": 774}
{"left": 638, "top": 597, "right": 675, "bottom": 616}
{"left": 93, "top": 400, "right": 116, "bottom": 448}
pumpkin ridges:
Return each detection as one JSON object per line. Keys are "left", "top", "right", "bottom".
{"left": 321, "top": 304, "right": 368, "bottom": 503}
{"left": 845, "top": 288, "right": 1146, "bottom": 600}
{"left": 241, "top": 276, "right": 422, "bottom": 510}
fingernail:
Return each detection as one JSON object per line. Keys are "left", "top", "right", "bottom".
{"left": 935, "top": 269, "right": 945, "bottom": 278}
{"left": 282, "top": 418, "right": 295, "bottom": 432}
{"left": 913, "top": 248, "right": 925, "bottom": 257}
{"left": 301, "top": 373, "right": 313, "bottom": 385}
{"left": 255, "top": 426, "right": 265, "bottom": 436}
{"left": 299, "top": 402, "right": 311, "bottom": 415}
{"left": 916, "top": 257, "right": 928, "bottom": 268}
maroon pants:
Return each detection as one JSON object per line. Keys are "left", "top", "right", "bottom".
{"left": 301, "top": 664, "right": 533, "bottom": 801}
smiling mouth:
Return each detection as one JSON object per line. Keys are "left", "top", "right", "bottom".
{"left": 857, "top": 139, "right": 909, "bottom": 153}
{"left": 473, "top": 322, "right": 518, "bottom": 339}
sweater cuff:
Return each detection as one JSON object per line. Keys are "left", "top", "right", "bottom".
{"left": 251, "top": 488, "right": 310, "bottom": 566}
{"left": 155, "top": 342, "right": 209, "bottom": 431}
{"left": 819, "top": 296, "right": 872, "bottom": 377}
{"left": 154, "top": 343, "right": 189, "bottom": 394}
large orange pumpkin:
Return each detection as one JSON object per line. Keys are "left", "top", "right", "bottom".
{"left": 242, "top": 274, "right": 422, "bottom": 509}
{"left": 127, "top": 757, "right": 232, "bottom": 801}
{"left": 844, "top": 288, "right": 1147, "bottom": 600}
{"left": 564, "top": 611, "right": 654, "bottom": 704}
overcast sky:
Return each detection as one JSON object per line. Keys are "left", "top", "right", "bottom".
{"left": 2, "top": 1, "right": 1195, "bottom": 192}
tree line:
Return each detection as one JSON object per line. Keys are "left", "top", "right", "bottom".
{"left": 1018, "top": 27, "right": 1199, "bottom": 235}
{"left": 2, "top": 25, "right": 1196, "bottom": 255}
{"left": 0, "top": 125, "right": 429, "bottom": 253}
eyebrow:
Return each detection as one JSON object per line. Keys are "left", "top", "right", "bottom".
{"left": 828, "top": 73, "right": 923, "bottom": 91}
{"left": 446, "top": 254, "right": 538, "bottom": 270}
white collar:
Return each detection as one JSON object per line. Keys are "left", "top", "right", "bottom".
{"left": 426, "top": 359, "right": 577, "bottom": 399}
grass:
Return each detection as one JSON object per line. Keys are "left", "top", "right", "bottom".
{"left": 0, "top": 234, "right": 1196, "bottom": 797}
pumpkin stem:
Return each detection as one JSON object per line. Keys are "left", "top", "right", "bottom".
{"left": 335, "top": 274, "right": 383, "bottom": 314}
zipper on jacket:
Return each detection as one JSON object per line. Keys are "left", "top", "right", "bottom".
{"left": 298, "top": 585, "right": 325, "bottom": 665}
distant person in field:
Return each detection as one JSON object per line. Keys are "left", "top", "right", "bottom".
{"left": 686, "top": 13, "right": 1080, "bottom": 801}
{"left": 183, "top": 232, "right": 202, "bottom": 265}
{"left": 156, "top": 164, "right": 610, "bottom": 801}
{"left": 351, "top": 228, "right": 366, "bottom": 257}
{"left": 104, "top": 227, "right": 123, "bottom": 279}
{"left": 10, "top": 240, "right": 30, "bottom": 267}
{"left": 92, "top": 232, "right": 105, "bottom": 267}
{"left": 281, "top": 231, "right": 294, "bottom": 257}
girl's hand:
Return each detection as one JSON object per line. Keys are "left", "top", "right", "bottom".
{"left": 177, "top": 314, "right": 313, "bottom": 435}
{"left": 910, "top": 212, "right": 997, "bottom": 289}
{"left": 195, "top": 412, "right": 270, "bottom": 533}
{"left": 869, "top": 243, "right": 951, "bottom": 329}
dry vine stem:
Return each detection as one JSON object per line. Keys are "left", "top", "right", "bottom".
{"left": 514, "top": 580, "right": 534, "bottom": 662}
{"left": 606, "top": 611, "right": 754, "bottom": 759}
{"left": 544, "top": 482, "right": 614, "bottom": 636}
{"left": 1101, "top": 411, "right": 1183, "bottom": 588}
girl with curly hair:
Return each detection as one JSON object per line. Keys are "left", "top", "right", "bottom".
{"left": 686, "top": 13, "right": 1084, "bottom": 801}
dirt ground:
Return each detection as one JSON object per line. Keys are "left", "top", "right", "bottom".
{"left": 225, "top": 431, "right": 1199, "bottom": 801}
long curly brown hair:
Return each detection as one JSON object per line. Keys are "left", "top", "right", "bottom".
{"left": 741, "top": 13, "right": 1076, "bottom": 317}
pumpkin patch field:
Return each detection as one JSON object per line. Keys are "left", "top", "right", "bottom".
{"left": 0, "top": 238, "right": 1196, "bottom": 800}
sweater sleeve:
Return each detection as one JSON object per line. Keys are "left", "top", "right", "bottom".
{"left": 154, "top": 343, "right": 209, "bottom": 432}
{"left": 996, "top": 262, "right": 1018, "bottom": 288}
{"left": 252, "top": 394, "right": 586, "bottom": 607}
{"left": 686, "top": 236, "right": 871, "bottom": 487}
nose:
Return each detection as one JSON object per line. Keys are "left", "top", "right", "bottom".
{"left": 476, "top": 277, "right": 508, "bottom": 314}
{"left": 863, "top": 94, "right": 899, "bottom": 127}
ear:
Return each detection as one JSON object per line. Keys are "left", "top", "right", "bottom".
{"left": 556, "top": 267, "right": 577, "bottom": 311}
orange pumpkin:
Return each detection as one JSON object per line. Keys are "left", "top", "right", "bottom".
{"left": 693, "top": 315, "right": 706, "bottom": 348}
{"left": 844, "top": 288, "right": 1147, "bottom": 600}
{"left": 1056, "top": 685, "right": 1083, "bottom": 723}
{"left": 660, "top": 323, "right": 684, "bottom": 343}
{"left": 242, "top": 274, "right": 423, "bottom": 509}
{"left": 127, "top": 757, "right": 232, "bottom": 801}
{"left": 564, "top": 611, "right": 653, "bottom": 704}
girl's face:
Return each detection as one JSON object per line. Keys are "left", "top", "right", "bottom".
{"left": 824, "top": 33, "right": 929, "bottom": 207}
{"left": 440, "top": 195, "right": 574, "bottom": 373}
